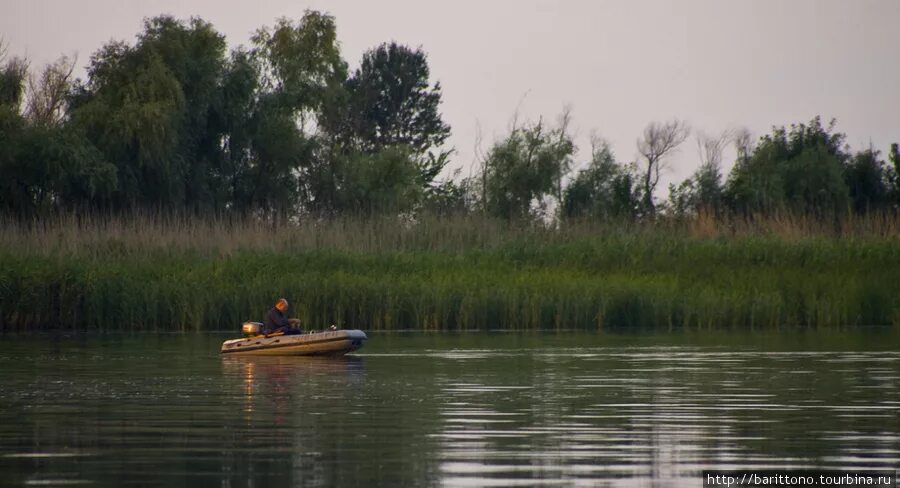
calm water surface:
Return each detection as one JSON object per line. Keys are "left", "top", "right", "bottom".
{"left": 0, "top": 331, "right": 899, "bottom": 487}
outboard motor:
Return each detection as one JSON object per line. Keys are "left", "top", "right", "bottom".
{"left": 242, "top": 321, "right": 263, "bottom": 336}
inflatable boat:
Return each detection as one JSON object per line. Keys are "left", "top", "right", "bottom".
{"left": 220, "top": 329, "right": 367, "bottom": 356}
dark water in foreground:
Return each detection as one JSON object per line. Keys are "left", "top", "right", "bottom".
{"left": 0, "top": 331, "right": 899, "bottom": 487}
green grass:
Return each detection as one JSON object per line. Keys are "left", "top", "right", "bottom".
{"left": 1, "top": 213, "right": 899, "bottom": 330}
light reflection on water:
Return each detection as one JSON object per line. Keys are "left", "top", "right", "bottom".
{"left": 0, "top": 332, "right": 898, "bottom": 487}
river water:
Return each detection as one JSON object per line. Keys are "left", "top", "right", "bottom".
{"left": 0, "top": 331, "right": 898, "bottom": 487}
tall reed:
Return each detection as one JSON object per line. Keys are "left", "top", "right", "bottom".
{"left": 1, "top": 213, "right": 898, "bottom": 331}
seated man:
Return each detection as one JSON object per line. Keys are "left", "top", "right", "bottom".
{"left": 263, "top": 298, "right": 302, "bottom": 336}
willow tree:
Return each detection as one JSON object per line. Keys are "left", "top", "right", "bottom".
{"left": 0, "top": 51, "right": 114, "bottom": 215}
{"left": 68, "top": 15, "right": 229, "bottom": 210}
{"left": 248, "top": 11, "right": 348, "bottom": 217}
{"left": 481, "top": 116, "right": 574, "bottom": 220}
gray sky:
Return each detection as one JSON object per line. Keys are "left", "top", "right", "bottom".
{"left": 4, "top": 0, "right": 900, "bottom": 189}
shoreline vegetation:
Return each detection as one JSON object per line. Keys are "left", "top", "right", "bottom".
{"left": 1, "top": 213, "right": 898, "bottom": 331}
{"left": 2, "top": 12, "right": 900, "bottom": 331}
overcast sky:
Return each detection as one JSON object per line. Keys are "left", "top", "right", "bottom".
{"left": 4, "top": 0, "right": 899, "bottom": 188}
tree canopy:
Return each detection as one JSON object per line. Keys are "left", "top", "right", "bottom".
{"left": 1, "top": 16, "right": 898, "bottom": 222}
{"left": 0, "top": 12, "right": 452, "bottom": 219}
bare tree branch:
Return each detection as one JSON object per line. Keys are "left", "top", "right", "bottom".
{"left": 25, "top": 55, "right": 76, "bottom": 126}
{"left": 555, "top": 106, "right": 574, "bottom": 204}
{"left": 732, "top": 127, "right": 755, "bottom": 163}
{"left": 696, "top": 129, "right": 731, "bottom": 171}
{"left": 636, "top": 119, "right": 690, "bottom": 215}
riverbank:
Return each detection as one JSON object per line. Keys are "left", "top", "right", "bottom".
{"left": 1, "top": 214, "right": 899, "bottom": 330}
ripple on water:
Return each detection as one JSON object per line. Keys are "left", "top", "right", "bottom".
{"left": 1, "top": 336, "right": 899, "bottom": 487}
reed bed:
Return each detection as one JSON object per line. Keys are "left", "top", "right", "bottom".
{"left": 1, "top": 213, "right": 899, "bottom": 331}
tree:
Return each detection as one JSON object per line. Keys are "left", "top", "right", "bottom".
{"left": 2, "top": 123, "right": 115, "bottom": 214}
{"left": 137, "top": 16, "right": 229, "bottom": 210}
{"left": 2, "top": 12, "right": 469, "bottom": 220}
{"left": 889, "top": 143, "right": 900, "bottom": 206}
{"left": 329, "top": 42, "right": 453, "bottom": 199}
{"left": 0, "top": 53, "right": 30, "bottom": 214}
{"left": 668, "top": 131, "right": 729, "bottom": 216}
{"left": 249, "top": 11, "right": 350, "bottom": 218}
{"left": 421, "top": 168, "right": 468, "bottom": 216}
{"left": 562, "top": 137, "right": 639, "bottom": 220}
{"left": 342, "top": 43, "right": 450, "bottom": 155}
{"left": 843, "top": 148, "right": 889, "bottom": 213}
{"left": 636, "top": 119, "right": 690, "bottom": 216}
{"left": 214, "top": 45, "right": 316, "bottom": 218}
{"left": 725, "top": 117, "right": 850, "bottom": 215}
{"left": 71, "top": 47, "right": 186, "bottom": 208}
{"left": 733, "top": 127, "right": 755, "bottom": 165}
{"left": 481, "top": 116, "right": 574, "bottom": 220}
{"left": 216, "top": 48, "right": 260, "bottom": 212}
{"left": 334, "top": 146, "right": 423, "bottom": 215}
{"left": 66, "top": 11, "right": 353, "bottom": 217}
{"left": 0, "top": 53, "right": 115, "bottom": 216}
{"left": 243, "top": 98, "right": 313, "bottom": 217}
{"left": 68, "top": 15, "right": 233, "bottom": 210}
{"left": 0, "top": 42, "right": 28, "bottom": 109}
{"left": 251, "top": 11, "right": 347, "bottom": 124}
{"left": 25, "top": 55, "right": 76, "bottom": 127}
{"left": 891, "top": 143, "right": 900, "bottom": 176}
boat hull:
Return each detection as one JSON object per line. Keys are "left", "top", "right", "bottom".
{"left": 220, "top": 329, "right": 367, "bottom": 356}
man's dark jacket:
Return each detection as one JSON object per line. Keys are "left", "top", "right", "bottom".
{"left": 264, "top": 307, "right": 290, "bottom": 332}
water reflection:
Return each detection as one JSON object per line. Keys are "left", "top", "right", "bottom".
{"left": 0, "top": 333, "right": 898, "bottom": 487}
{"left": 430, "top": 348, "right": 900, "bottom": 487}
{"left": 216, "top": 355, "right": 369, "bottom": 488}
{"left": 221, "top": 355, "right": 366, "bottom": 424}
